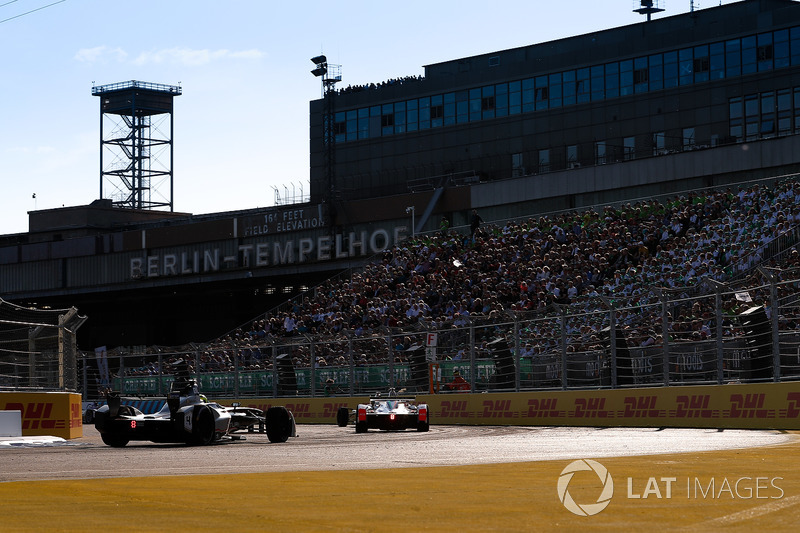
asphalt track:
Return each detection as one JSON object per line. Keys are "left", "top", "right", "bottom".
{"left": 1, "top": 425, "right": 798, "bottom": 532}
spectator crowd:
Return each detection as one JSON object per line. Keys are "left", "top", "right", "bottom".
{"left": 118, "top": 177, "right": 800, "bottom": 377}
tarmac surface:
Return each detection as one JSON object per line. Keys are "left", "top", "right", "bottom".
{"left": 1, "top": 425, "right": 798, "bottom": 531}
{"left": 0, "top": 424, "right": 792, "bottom": 481}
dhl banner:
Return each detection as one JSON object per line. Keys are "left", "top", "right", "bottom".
{"left": 222, "top": 382, "right": 800, "bottom": 430}
{"left": 0, "top": 392, "right": 83, "bottom": 439}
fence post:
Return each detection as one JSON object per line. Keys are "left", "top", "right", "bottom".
{"left": 600, "top": 297, "right": 617, "bottom": 389}
{"left": 709, "top": 280, "right": 726, "bottom": 384}
{"left": 513, "top": 312, "right": 521, "bottom": 392}
{"left": 309, "top": 337, "right": 316, "bottom": 397}
{"left": 348, "top": 334, "right": 355, "bottom": 396}
{"left": 272, "top": 344, "right": 278, "bottom": 398}
{"left": 468, "top": 316, "right": 476, "bottom": 392}
{"left": 559, "top": 305, "right": 567, "bottom": 390}
{"left": 387, "top": 333, "right": 395, "bottom": 390}
{"left": 233, "top": 346, "right": 240, "bottom": 399}
{"left": 758, "top": 268, "right": 781, "bottom": 382}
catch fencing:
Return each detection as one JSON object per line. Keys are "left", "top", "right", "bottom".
{"left": 80, "top": 271, "right": 800, "bottom": 400}
{"left": 0, "top": 299, "right": 85, "bottom": 392}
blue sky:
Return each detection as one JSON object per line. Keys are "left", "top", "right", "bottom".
{"left": 0, "top": 0, "right": 738, "bottom": 235}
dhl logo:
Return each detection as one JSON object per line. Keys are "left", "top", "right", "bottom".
{"left": 729, "top": 393, "right": 770, "bottom": 419}
{"left": 3, "top": 402, "right": 65, "bottom": 430}
{"left": 284, "top": 402, "right": 313, "bottom": 418}
{"left": 574, "top": 397, "right": 609, "bottom": 418}
{"left": 784, "top": 392, "right": 800, "bottom": 418}
{"left": 439, "top": 400, "right": 470, "bottom": 418}
{"left": 622, "top": 396, "right": 661, "bottom": 418}
{"left": 675, "top": 394, "right": 713, "bottom": 418}
{"left": 526, "top": 398, "right": 560, "bottom": 418}
{"left": 70, "top": 402, "right": 83, "bottom": 428}
{"left": 481, "top": 399, "right": 517, "bottom": 418}
{"left": 322, "top": 402, "right": 349, "bottom": 418}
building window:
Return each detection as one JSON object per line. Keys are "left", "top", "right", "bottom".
{"left": 777, "top": 89, "right": 792, "bottom": 135}
{"left": 761, "top": 91, "right": 775, "bottom": 138}
{"left": 757, "top": 31, "right": 774, "bottom": 72}
{"left": 683, "top": 127, "right": 695, "bottom": 150}
{"left": 634, "top": 57, "right": 648, "bottom": 93}
{"left": 624, "top": 137, "right": 636, "bottom": 160}
{"left": 535, "top": 86, "right": 549, "bottom": 101}
{"left": 595, "top": 141, "right": 606, "bottom": 164}
{"left": 334, "top": 114, "right": 346, "bottom": 143}
{"left": 567, "top": 145, "right": 578, "bottom": 168}
{"left": 620, "top": 60, "right": 633, "bottom": 96}
{"left": 653, "top": 132, "right": 666, "bottom": 155}
{"left": 745, "top": 94, "right": 759, "bottom": 140}
{"left": 576, "top": 68, "right": 590, "bottom": 103}
{"left": 539, "top": 149, "right": 550, "bottom": 173}
{"left": 511, "top": 153, "right": 524, "bottom": 177}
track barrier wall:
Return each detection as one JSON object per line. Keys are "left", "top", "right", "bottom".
{"left": 0, "top": 392, "right": 82, "bottom": 439}
{"left": 220, "top": 382, "right": 800, "bottom": 430}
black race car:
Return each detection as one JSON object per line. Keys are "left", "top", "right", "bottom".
{"left": 337, "top": 395, "right": 430, "bottom": 433}
{"left": 94, "top": 377, "right": 296, "bottom": 447}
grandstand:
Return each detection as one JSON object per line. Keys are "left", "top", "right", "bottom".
{"left": 95, "top": 175, "right": 800, "bottom": 399}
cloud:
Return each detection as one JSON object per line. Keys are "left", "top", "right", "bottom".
{"left": 132, "top": 47, "right": 264, "bottom": 66}
{"left": 74, "top": 46, "right": 128, "bottom": 63}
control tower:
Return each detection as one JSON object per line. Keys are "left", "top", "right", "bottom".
{"left": 92, "top": 80, "right": 182, "bottom": 210}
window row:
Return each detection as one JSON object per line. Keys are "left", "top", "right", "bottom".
{"left": 333, "top": 26, "right": 800, "bottom": 144}
{"left": 729, "top": 87, "right": 800, "bottom": 141}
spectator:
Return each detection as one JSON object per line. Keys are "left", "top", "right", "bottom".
{"left": 470, "top": 209, "right": 484, "bottom": 237}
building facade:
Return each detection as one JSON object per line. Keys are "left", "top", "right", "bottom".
{"left": 311, "top": 0, "right": 800, "bottom": 214}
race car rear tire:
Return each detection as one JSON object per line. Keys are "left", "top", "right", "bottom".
{"left": 100, "top": 432, "right": 129, "bottom": 448}
{"left": 355, "top": 421, "right": 368, "bottom": 433}
{"left": 416, "top": 420, "right": 430, "bottom": 432}
{"left": 190, "top": 405, "right": 216, "bottom": 446}
{"left": 265, "top": 406, "right": 292, "bottom": 443}
{"left": 336, "top": 407, "right": 349, "bottom": 427}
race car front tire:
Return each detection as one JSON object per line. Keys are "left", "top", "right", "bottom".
{"left": 265, "top": 406, "right": 293, "bottom": 443}
{"left": 336, "top": 407, "right": 349, "bottom": 427}
{"left": 100, "top": 432, "right": 129, "bottom": 448}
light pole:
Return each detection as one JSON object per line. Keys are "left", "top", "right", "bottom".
{"left": 311, "top": 55, "right": 341, "bottom": 213}
{"left": 405, "top": 206, "right": 416, "bottom": 237}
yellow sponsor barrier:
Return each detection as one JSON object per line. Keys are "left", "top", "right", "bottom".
{"left": 0, "top": 392, "right": 83, "bottom": 439}
{"left": 222, "top": 382, "right": 800, "bottom": 429}
{"left": 419, "top": 382, "right": 800, "bottom": 429}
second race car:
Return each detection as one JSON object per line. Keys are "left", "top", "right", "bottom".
{"left": 337, "top": 393, "right": 430, "bottom": 433}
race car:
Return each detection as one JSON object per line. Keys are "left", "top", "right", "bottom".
{"left": 337, "top": 395, "right": 430, "bottom": 433}
{"left": 94, "top": 376, "right": 296, "bottom": 447}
